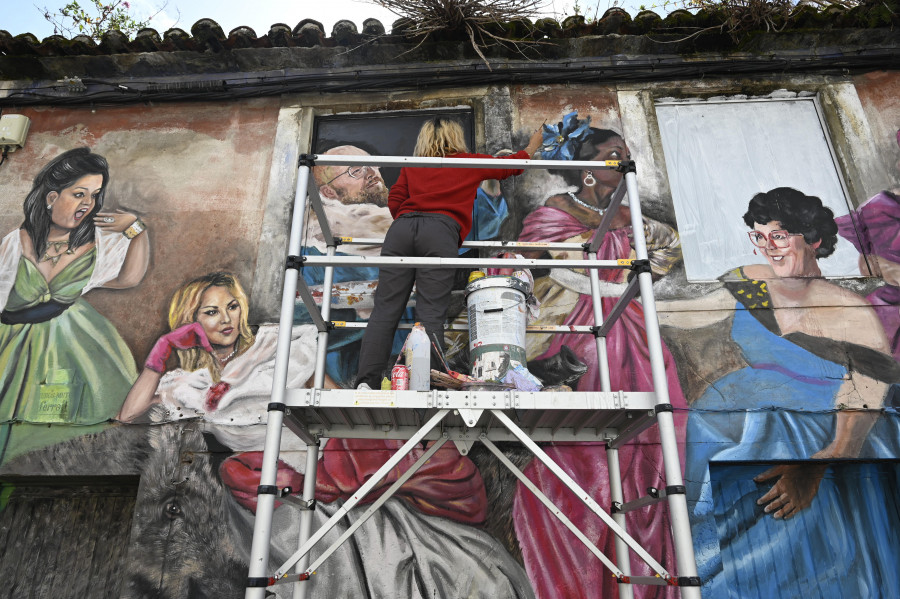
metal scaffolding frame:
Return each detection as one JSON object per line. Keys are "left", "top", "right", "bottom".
{"left": 244, "top": 153, "right": 701, "bottom": 599}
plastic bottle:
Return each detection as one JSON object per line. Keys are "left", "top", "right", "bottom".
{"left": 404, "top": 323, "right": 431, "bottom": 391}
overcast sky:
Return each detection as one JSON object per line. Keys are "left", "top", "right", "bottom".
{"left": 3, "top": 0, "right": 646, "bottom": 39}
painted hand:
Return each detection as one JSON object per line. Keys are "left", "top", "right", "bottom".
{"left": 93, "top": 209, "right": 138, "bottom": 233}
{"left": 220, "top": 452, "right": 304, "bottom": 513}
{"left": 525, "top": 127, "right": 544, "bottom": 158}
{"left": 145, "top": 322, "right": 214, "bottom": 372}
{"left": 754, "top": 462, "right": 828, "bottom": 520}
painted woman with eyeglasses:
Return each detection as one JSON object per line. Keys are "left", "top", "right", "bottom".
{"left": 659, "top": 187, "right": 900, "bottom": 598}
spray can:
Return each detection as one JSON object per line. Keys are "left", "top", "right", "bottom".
{"left": 391, "top": 364, "right": 409, "bottom": 390}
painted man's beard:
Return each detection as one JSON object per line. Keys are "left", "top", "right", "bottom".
{"left": 340, "top": 184, "right": 389, "bottom": 207}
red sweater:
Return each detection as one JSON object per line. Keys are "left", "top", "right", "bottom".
{"left": 388, "top": 150, "right": 529, "bottom": 245}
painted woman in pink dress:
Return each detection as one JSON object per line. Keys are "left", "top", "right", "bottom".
{"left": 514, "top": 113, "right": 686, "bottom": 598}
{"left": 835, "top": 129, "right": 900, "bottom": 363}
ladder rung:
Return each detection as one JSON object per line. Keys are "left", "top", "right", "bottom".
{"left": 300, "top": 255, "right": 630, "bottom": 270}
{"left": 309, "top": 154, "right": 623, "bottom": 171}
{"left": 329, "top": 321, "right": 596, "bottom": 334}
{"left": 332, "top": 237, "right": 596, "bottom": 251}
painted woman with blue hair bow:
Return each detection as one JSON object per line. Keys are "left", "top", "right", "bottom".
{"left": 521, "top": 111, "right": 683, "bottom": 392}
{"left": 513, "top": 111, "right": 687, "bottom": 599}
{"left": 539, "top": 111, "right": 594, "bottom": 162}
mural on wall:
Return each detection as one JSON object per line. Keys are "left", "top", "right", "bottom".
{"left": 835, "top": 130, "right": 900, "bottom": 362}
{"left": 658, "top": 187, "right": 900, "bottom": 597}
{"left": 510, "top": 110, "right": 686, "bottom": 598}
{"left": 650, "top": 87, "right": 900, "bottom": 599}
{"left": 1, "top": 89, "right": 900, "bottom": 599}
{"left": 0, "top": 147, "right": 148, "bottom": 464}
{"left": 118, "top": 271, "right": 534, "bottom": 597}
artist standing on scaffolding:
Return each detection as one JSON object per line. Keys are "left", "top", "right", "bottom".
{"left": 355, "top": 118, "right": 543, "bottom": 389}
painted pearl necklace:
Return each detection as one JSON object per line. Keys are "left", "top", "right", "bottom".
{"left": 567, "top": 191, "right": 605, "bottom": 215}
{"left": 216, "top": 347, "right": 238, "bottom": 364}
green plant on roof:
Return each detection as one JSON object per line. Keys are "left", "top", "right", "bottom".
{"left": 39, "top": 0, "right": 173, "bottom": 41}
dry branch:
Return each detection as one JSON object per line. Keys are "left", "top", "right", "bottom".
{"left": 370, "top": 0, "right": 549, "bottom": 68}
{"left": 652, "top": 0, "right": 863, "bottom": 43}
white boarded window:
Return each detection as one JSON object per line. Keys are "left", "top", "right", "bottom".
{"left": 656, "top": 95, "right": 858, "bottom": 281}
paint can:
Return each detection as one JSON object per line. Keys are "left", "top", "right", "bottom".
{"left": 465, "top": 275, "right": 529, "bottom": 381}
{"left": 391, "top": 364, "right": 409, "bottom": 390}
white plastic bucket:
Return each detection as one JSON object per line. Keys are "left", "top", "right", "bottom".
{"left": 465, "top": 276, "right": 528, "bottom": 380}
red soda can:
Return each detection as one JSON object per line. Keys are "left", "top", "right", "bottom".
{"left": 391, "top": 364, "right": 409, "bottom": 390}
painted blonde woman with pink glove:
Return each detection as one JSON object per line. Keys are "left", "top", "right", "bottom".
{"left": 117, "top": 272, "right": 317, "bottom": 444}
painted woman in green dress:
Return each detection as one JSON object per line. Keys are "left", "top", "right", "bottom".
{"left": 0, "top": 148, "right": 150, "bottom": 463}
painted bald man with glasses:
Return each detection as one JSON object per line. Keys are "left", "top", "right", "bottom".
{"left": 302, "top": 145, "right": 395, "bottom": 386}
{"left": 308, "top": 145, "right": 392, "bottom": 257}
{"left": 314, "top": 145, "right": 389, "bottom": 206}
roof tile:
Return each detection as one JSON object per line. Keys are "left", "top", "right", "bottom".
{"left": 0, "top": 7, "right": 897, "bottom": 58}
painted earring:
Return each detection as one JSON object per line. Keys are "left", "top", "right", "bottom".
{"left": 46, "top": 204, "right": 51, "bottom": 210}
{"left": 583, "top": 172, "right": 596, "bottom": 187}
{"left": 753, "top": 249, "right": 757, "bottom": 255}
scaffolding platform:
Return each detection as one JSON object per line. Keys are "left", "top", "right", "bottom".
{"left": 284, "top": 388, "right": 660, "bottom": 444}
{"left": 244, "top": 152, "right": 701, "bottom": 599}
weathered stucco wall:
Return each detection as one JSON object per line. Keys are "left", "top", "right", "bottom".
{"left": 1, "top": 51, "right": 900, "bottom": 598}
{"left": 0, "top": 98, "right": 281, "bottom": 358}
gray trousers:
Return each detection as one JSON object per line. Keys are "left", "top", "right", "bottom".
{"left": 355, "top": 213, "right": 459, "bottom": 388}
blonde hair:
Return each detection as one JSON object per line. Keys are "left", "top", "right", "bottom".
{"left": 167, "top": 272, "right": 255, "bottom": 381}
{"left": 413, "top": 118, "right": 469, "bottom": 158}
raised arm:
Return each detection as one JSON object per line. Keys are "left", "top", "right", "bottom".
{"left": 93, "top": 210, "right": 149, "bottom": 289}
{"left": 524, "top": 128, "right": 543, "bottom": 158}
{"left": 116, "top": 323, "right": 214, "bottom": 422}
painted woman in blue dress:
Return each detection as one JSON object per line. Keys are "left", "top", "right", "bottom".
{"left": 658, "top": 187, "right": 900, "bottom": 598}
